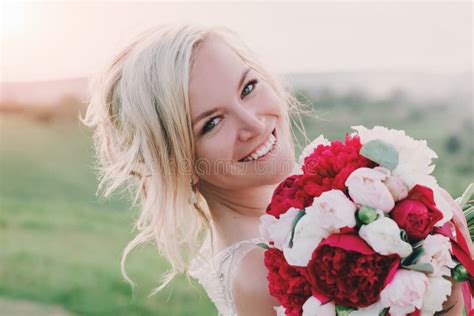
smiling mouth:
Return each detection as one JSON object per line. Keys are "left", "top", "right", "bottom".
{"left": 238, "top": 129, "right": 277, "bottom": 162}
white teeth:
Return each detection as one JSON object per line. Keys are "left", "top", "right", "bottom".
{"left": 242, "top": 133, "right": 276, "bottom": 161}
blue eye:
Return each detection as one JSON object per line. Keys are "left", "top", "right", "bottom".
{"left": 241, "top": 79, "right": 258, "bottom": 98}
{"left": 200, "top": 79, "right": 258, "bottom": 135}
{"left": 202, "top": 116, "right": 221, "bottom": 134}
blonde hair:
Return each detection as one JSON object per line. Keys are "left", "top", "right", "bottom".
{"left": 82, "top": 23, "right": 310, "bottom": 296}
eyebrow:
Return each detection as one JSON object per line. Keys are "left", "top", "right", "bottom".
{"left": 238, "top": 67, "right": 251, "bottom": 93}
{"left": 192, "top": 67, "right": 251, "bottom": 127}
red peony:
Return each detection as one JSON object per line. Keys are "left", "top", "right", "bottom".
{"left": 300, "top": 134, "right": 376, "bottom": 197}
{"left": 266, "top": 135, "right": 375, "bottom": 219}
{"left": 266, "top": 174, "right": 313, "bottom": 219}
{"left": 306, "top": 233, "right": 400, "bottom": 308}
{"left": 390, "top": 185, "right": 443, "bottom": 242}
{"left": 264, "top": 248, "right": 312, "bottom": 315}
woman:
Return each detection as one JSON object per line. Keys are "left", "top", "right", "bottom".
{"left": 84, "top": 23, "right": 301, "bottom": 315}
{"left": 83, "top": 23, "right": 467, "bottom": 315}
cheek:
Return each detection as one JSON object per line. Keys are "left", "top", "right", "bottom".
{"left": 195, "top": 140, "right": 223, "bottom": 163}
{"left": 194, "top": 136, "right": 234, "bottom": 179}
{"left": 257, "top": 84, "right": 292, "bottom": 147}
{"left": 257, "top": 83, "right": 285, "bottom": 113}
{"left": 195, "top": 127, "right": 238, "bottom": 159}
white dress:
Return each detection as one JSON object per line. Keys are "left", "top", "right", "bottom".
{"left": 188, "top": 235, "right": 264, "bottom": 316}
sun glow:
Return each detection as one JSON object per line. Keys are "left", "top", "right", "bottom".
{"left": 2, "top": 3, "right": 28, "bottom": 38}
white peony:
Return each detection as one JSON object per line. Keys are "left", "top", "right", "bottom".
{"left": 380, "top": 269, "right": 429, "bottom": 316}
{"left": 359, "top": 215, "right": 412, "bottom": 258}
{"left": 302, "top": 296, "right": 336, "bottom": 316}
{"left": 283, "top": 189, "right": 358, "bottom": 266}
{"left": 259, "top": 214, "right": 277, "bottom": 242}
{"left": 273, "top": 305, "right": 286, "bottom": 316}
{"left": 259, "top": 208, "right": 300, "bottom": 250}
{"left": 283, "top": 214, "right": 328, "bottom": 266}
{"left": 345, "top": 167, "right": 395, "bottom": 213}
{"left": 351, "top": 125, "right": 452, "bottom": 225}
{"left": 421, "top": 277, "right": 452, "bottom": 316}
{"left": 418, "top": 234, "right": 456, "bottom": 277}
{"left": 351, "top": 125, "right": 438, "bottom": 177}
{"left": 305, "top": 190, "right": 357, "bottom": 232}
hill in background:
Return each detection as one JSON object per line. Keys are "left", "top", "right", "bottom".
{"left": 1, "top": 71, "right": 472, "bottom": 107}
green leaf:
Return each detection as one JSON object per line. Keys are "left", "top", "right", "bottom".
{"left": 465, "top": 205, "right": 474, "bottom": 226}
{"left": 403, "top": 262, "right": 434, "bottom": 273}
{"left": 461, "top": 199, "right": 474, "bottom": 242}
{"left": 455, "top": 182, "right": 474, "bottom": 208}
{"left": 462, "top": 203, "right": 474, "bottom": 212}
{"left": 379, "top": 308, "right": 389, "bottom": 316}
{"left": 256, "top": 243, "right": 270, "bottom": 250}
{"left": 399, "top": 229, "right": 409, "bottom": 243}
{"left": 360, "top": 139, "right": 399, "bottom": 170}
{"left": 411, "top": 239, "right": 424, "bottom": 250}
{"left": 336, "top": 305, "right": 356, "bottom": 316}
{"left": 401, "top": 246, "right": 425, "bottom": 266}
{"left": 288, "top": 210, "right": 306, "bottom": 248}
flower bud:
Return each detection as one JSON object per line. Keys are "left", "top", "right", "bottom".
{"left": 451, "top": 263, "right": 469, "bottom": 282}
{"left": 384, "top": 175, "right": 409, "bottom": 202}
{"left": 357, "top": 206, "right": 378, "bottom": 224}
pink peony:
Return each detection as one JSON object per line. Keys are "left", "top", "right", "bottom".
{"left": 380, "top": 269, "right": 429, "bottom": 316}
{"left": 345, "top": 167, "right": 395, "bottom": 213}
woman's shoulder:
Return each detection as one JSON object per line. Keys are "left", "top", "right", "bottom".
{"left": 231, "top": 245, "right": 280, "bottom": 316}
{"left": 188, "top": 235, "right": 262, "bottom": 277}
{"left": 188, "top": 235, "right": 271, "bottom": 315}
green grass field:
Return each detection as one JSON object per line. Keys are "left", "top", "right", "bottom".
{"left": 0, "top": 94, "right": 472, "bottom": 315}
{"left": 0, "top": 116, "right": 217, "bottom": 315}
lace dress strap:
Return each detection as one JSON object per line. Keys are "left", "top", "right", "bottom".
{"left": 188, "top": 237, "right": 264, "bottom": 316}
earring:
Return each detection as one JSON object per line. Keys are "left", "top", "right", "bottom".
{"left": 190, "top": 176, "right": 199, "bottom": 204}
{"left": 191, "top": 188, "right": 197, "bottom": 204}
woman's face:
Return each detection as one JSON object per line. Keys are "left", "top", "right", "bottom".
{"left": 189, "top": 35, "right": 295, "bottom": 191}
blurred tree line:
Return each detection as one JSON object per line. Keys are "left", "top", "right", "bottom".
{"left": 1, "top": 86, "right": 472, "bottom": 176}
{"left": 291, "top": 87, "right": 473, "bottom": 189}
{"left": 0, "top": 94, "right": 86, "bottom": 123}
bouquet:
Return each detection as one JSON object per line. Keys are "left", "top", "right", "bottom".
{"left": 259, "top": 126, "right": 473, "bottom": 316}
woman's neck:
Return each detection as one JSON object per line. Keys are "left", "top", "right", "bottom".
{"left": 200, "top": 183, "right": 276, "bottom": 250}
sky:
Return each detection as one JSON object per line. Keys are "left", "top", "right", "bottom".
{"left": 1, "top": 1, "right": 472, "bottom": 82}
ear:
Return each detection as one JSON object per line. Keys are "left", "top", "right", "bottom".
{"left": 191, "top": 174, "right": 199, "bottom": 186}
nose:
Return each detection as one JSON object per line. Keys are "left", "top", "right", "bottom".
{"left": 235, "top": 108, "right": 266, "bottom": 142}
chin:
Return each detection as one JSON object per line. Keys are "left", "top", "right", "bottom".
{"left": 270, "top": 151, "right": 296, "bottom": 182}
{"left": 247, "top": 148, "right": 296, "bottom": 186}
